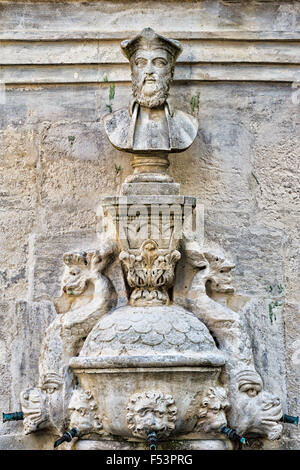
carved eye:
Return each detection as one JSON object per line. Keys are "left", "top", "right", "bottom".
{"left": 239, "top": 383, "right": 261, "bottom": 397}
{"left": 152, "top": 58, "right": 167, "bottom": 67}
{"left": 247, "top": 389, "right": 258, "bottom": 397}
{"left": 220, "top": 267, "right": 231, "bottom": 273}
{"left": 70, "top": 268, "right": 79, "bottom": 276}
{"left": 45, "top": 385, "right": 57, "bottom": 394}
{"left": 135, "top": 58, "right": 147, "bottom": 68}
{"left": 138, "top": 408, "right": 147, "bottom": 417}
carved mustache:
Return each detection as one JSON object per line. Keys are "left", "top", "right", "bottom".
{"left": 142, "top": 75, "right": 158, "bottom": 85}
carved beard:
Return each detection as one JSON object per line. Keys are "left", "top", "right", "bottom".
{"left": 131, "top": 70, "right": 173, "bottom": 108}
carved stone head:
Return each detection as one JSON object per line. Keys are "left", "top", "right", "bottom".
{"left": 204, "top": 251, "right": 235, "bottom": 294}
{"left": 20, "top": 387, "right": 49, "bottom": 435}
{"left": 61, "top": 248, "right": 111, "bottom": 295}
{"left": 126, "top": 390, "right": 177, "bottom": 438}
{"left": 230, "top": 370, "right": 283, "bottom": 440}
{"left": 184, "top": 240, "right": 235, "bottom": 294}
{"left": 68, "top": 389, "right": 102, "bottom": 435}
{"left": 121, "top": 28, "right": 182, "bottom": 108}
{"left": 236, "top": 369, "right": 263, "bottom": 398}
{"left": 233, "top": 390, "right": 283, "bottom": 440}
{"left": 195, "top": 387, "right": 229, "bottom": 433}
{"left": 57, "top": 241, "right": 115, "bottom": 295}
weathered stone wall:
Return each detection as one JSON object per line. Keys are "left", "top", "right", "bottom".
{"left": 0, "top": 0, "right": 299, "bottom": 449}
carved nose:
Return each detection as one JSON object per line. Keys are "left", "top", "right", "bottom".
{"left": 145, "top": 62, "right": 154, "bottom": 74}
{"left": 145, "top": 415, "right": 157, "bottom": 428}
{"left": 264, "top": 397, "right": 281, "bottom": 410}
{"left": 147, "top": 417, "right": 156, "bottom": 425}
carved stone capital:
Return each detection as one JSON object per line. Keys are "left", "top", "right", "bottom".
{"left": 120, "top": 239, "right": 181, "bottom": 306}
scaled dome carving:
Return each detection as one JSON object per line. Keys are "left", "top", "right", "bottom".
{"left": 80, "top": 305, "right": 220, "bottom": 358}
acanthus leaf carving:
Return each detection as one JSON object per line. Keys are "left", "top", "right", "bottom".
{"left": 120, "top": 239, "right": 181, "bottom": 306}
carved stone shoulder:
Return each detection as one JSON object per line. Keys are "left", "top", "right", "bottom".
{"left": 103, "top": 106, "right": 199, "bottom": 153}
{"left": 168, "top": 109, "right": 198, "bottom": 151}
{"left": 103, "top": 107, "right": 131, "bottom": 151}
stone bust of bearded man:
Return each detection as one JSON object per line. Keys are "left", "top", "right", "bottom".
{"left": 103, "top": 28, "right": 198, "bottom": 159}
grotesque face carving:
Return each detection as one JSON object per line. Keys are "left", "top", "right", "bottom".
{"left": 20, "top": 387, "right": 49, "bottom": 435}
{"left": 126, "top": 391, "right": 177, "bottom": 438}
{"left": 234, "top": 390, "right": 283, "bottom": 440}
{"left": 238, "top": 380, "right": 262, "bottom": 398}
{"left": 39, "top": 373, "right": 66, "bottom": 433}
{"left": 195, "top": 387, "right": 229, "bottom": 433}
{"left": 209, "top": 265, "right": 234, "bottom": 294}
{"left": 68, "top": 389, "right": 102, "bottom": 435}
{"left": 131, "top": 48, "right": 174, "bottom": 108}
{"left": 61, "top": 253, "right": 94, "bottom": 296}
{"left": 60, "top": 248, "right": 114, "bottom": 297}
{"left": 204, "top": 252, "right": 235, "bottom": 294}
{"left": 20, "top": 372, "right": 68, "bottom": 435}
{"left": 40, "top": 372, "right": 63, "bottom": 395}
{"left": 184, "top": 241, "right": 235, "bottom": 295}
{"left": 54, "top": 244, "right": 116, "bottom": 314}
{"left": 229, "top": 370, "right": 282, "bottom": 440}
{"left": 61, "top": 264, "right": 87, "bottom": 296}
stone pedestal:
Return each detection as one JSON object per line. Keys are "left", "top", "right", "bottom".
{"left": 127, "top": 154, "right": 172, "bottom": 181}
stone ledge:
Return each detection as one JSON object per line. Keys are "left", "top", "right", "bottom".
{"left": 1, "top": 63, "right": 299, "bottom": 84}
{"left": 121, "top": 182, "right": 180, "bottom": 196}
{"left": 70, "top": 354, "right": 225, "bottom": 369}
{"left": 101, "top": 195, "right": 197, "bottom": 206}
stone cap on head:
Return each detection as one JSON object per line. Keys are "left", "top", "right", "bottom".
{"left": 121, "top": 27, "right": 182, "bottom": 61}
